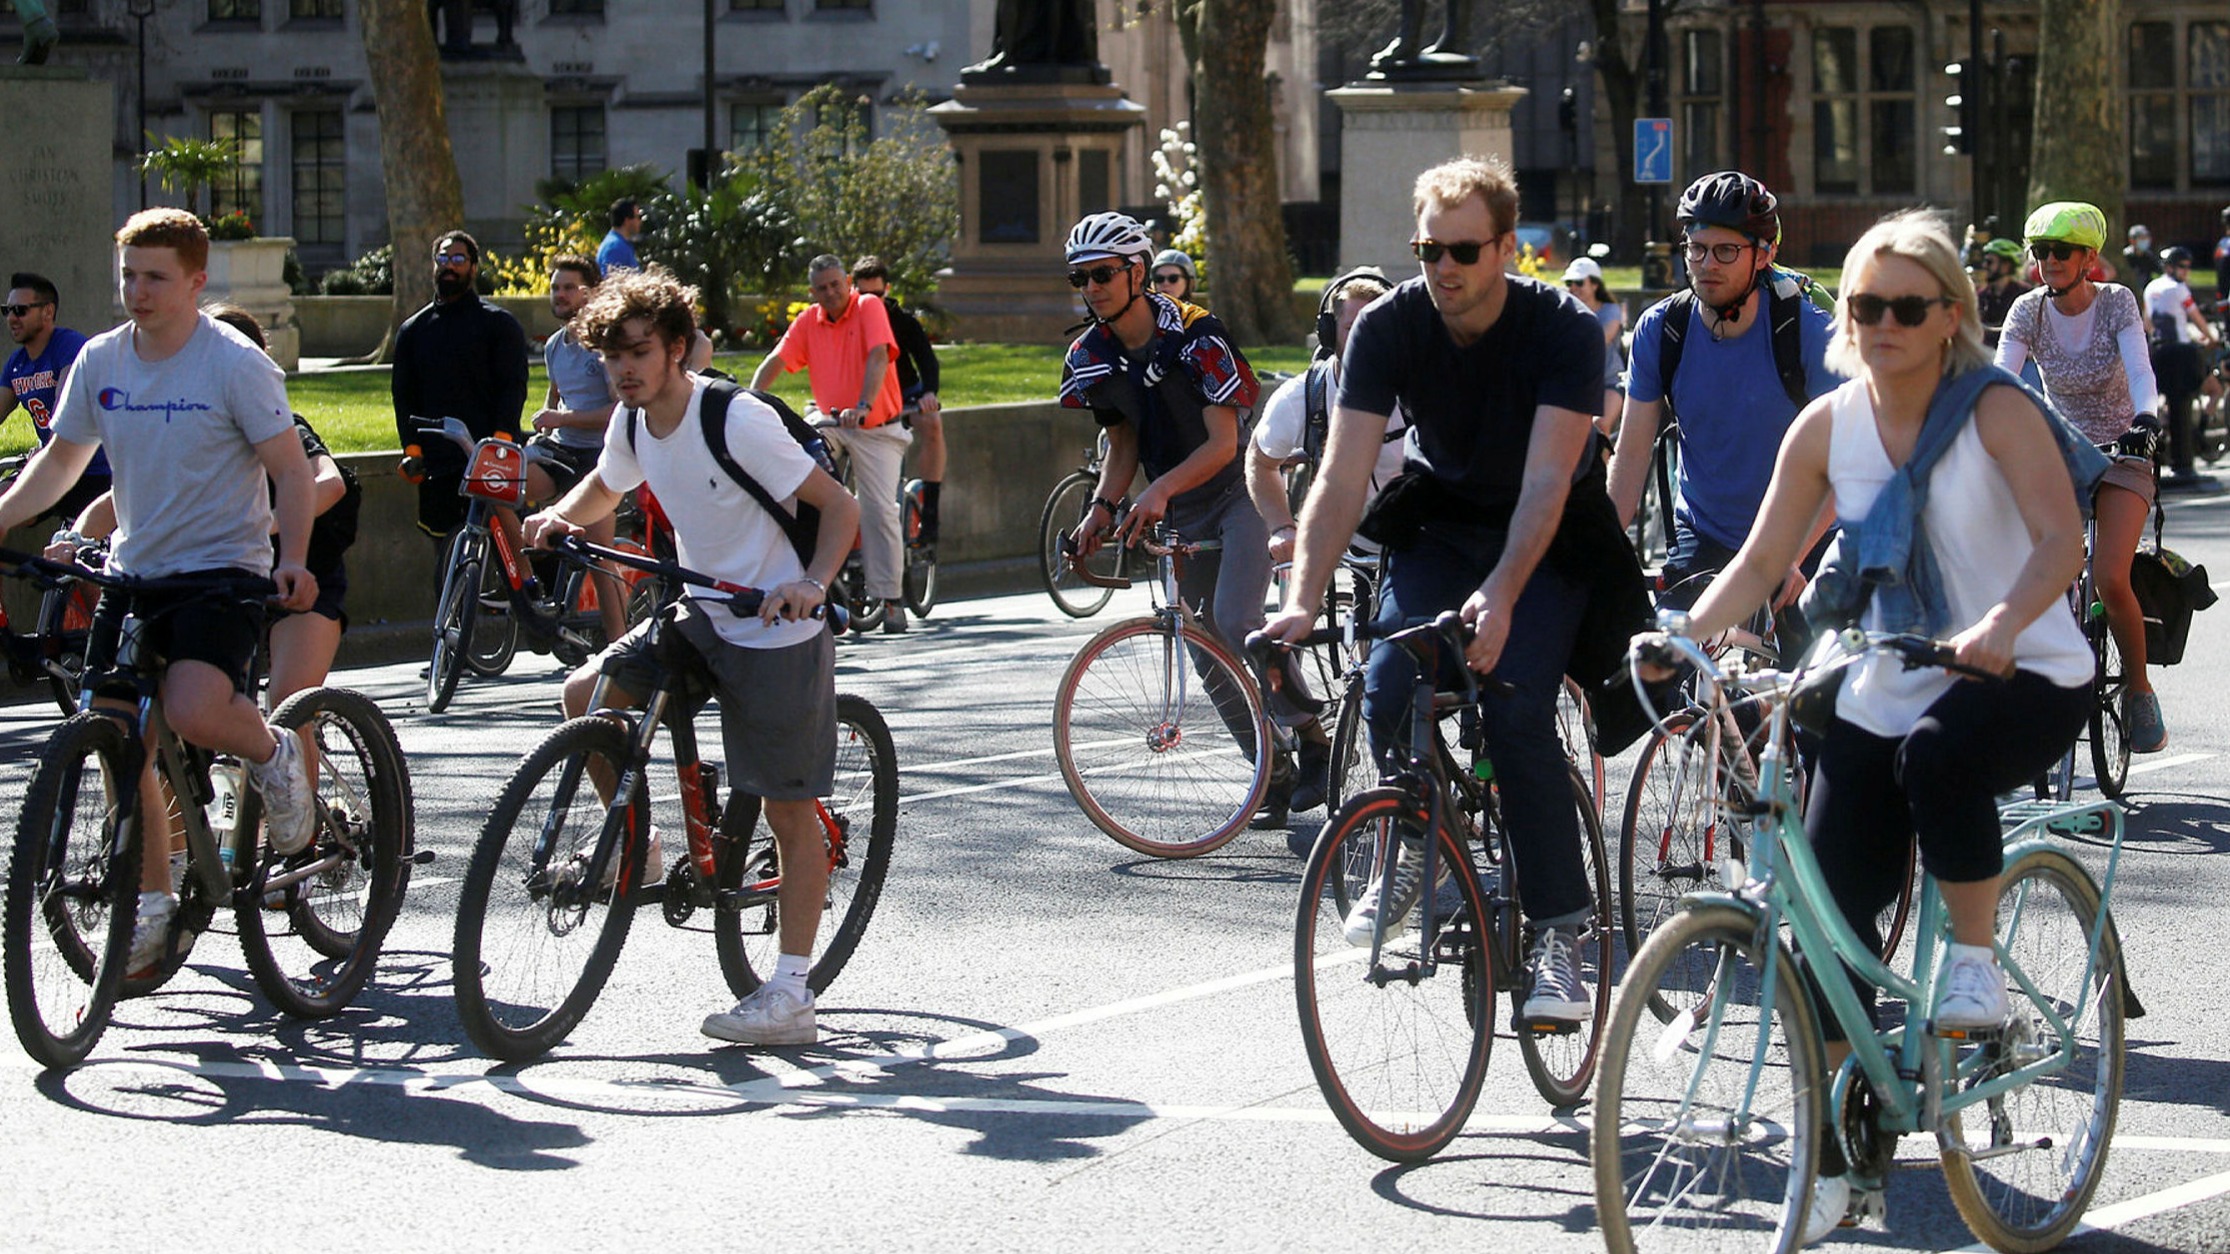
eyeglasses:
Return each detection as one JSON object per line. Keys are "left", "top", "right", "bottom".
{"left": 2028, "top": 241, "right": 2083, "bottom": 262}
{"left": 1410, "top": 238, "right": 1496, "bottom": 265}
{"left": 435, "top": 252, "right": 473, "bottom": 266}
{"left": 1067, "top": 264, "right": 1126, "bottom": 289}
{"left": 1152, "top": 271, "right": 1187, "bottom": 285}
{"left": 1682, "top": 239, "right": 1755, "bottom": 265}
{"left": 1847, "top": 293, "right": 1955, "bottom": 327}
{"left": 1, "top": 302, "right": 50, "bottom": 317}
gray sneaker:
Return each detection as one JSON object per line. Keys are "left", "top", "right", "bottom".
{"left": 1340, "top": 838, "right": 1457, "bottom": 946}
{"left": 702, "top": 982, "right": 816, "bottom": 1046}
{"left": 1521, "top": 925, "right": 1595, "bottom": 1023}
{"left": 2125, "top": 689, "right": 2168, "bottom": 754}
{"left": 127, "top": 891, "right": 176, "bottom": 976}
{"left": 248, "top": 730, "right": 317, "bottom": 856}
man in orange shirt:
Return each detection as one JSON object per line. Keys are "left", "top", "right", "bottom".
{"left": 752, "top": 254, "right": 912, "bottom": 630}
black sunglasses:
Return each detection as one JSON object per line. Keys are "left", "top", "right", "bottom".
{"left": 1847, "top": 293, "right": 1955, "bottom": 327}
{"left": 1152, "top": 271, "right": 1187, "bottom": 285}
{"left": 1067, "top": 264, "right": 1126, "bottom": 289}
{"left": 2028, "top": 241, "right": 2083, "bottom": 262}
{"left": 1411, "top": 238, "right": 1495, "bottom": 265}
{"left": 1, "top": 302, "right": 50, "bottom": 317}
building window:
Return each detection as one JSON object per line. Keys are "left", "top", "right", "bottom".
{"left": 731, "top": 101, "right": 784, "bottom": 153}
{"left": 548, "top": 0, "right": 602, "bottom": 14}
{"left": 288, "top": 0, "right": 340, "bottom": 18}
{"left": 1867, "top": 26, "right": 1915, "bottom": 195}
{"left": 208, "top": 0, "right": 259, "bottom": 20}
{"left": 812, "top": 93, "right": 870, "bottom": 160}
{"left": 1810, "top": 24, "right": 1914, "bottom": 195}
{"left": 1679, "top": 28, "right": 1723, "bottom": 182}
{"left": 208, "top": 110, "right": 263, "bottom": 220}
{"left": 291, "top": 111, "right": 345, "bottom": 245}
{"left": 551, "top": 105, "right": 606, "bottom": 180}
{"left": 814, "top": 0, "right": 867, "bottom": 9}
{"left": 730, "top": 0, "right": 782, "bottom": 10}
{"left": 2130, "top": 21, "right": 2177, "bottom": 189}
{"left": 2128, "top": 19, "right": 2229, "bottom": 189}
{"left": 2192, "top": 21, "right": 2229, "bottom": 186}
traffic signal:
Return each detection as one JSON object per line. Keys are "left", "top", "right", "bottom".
{"left": 1941, "top": 60, "right": 1975, "bottom": 155}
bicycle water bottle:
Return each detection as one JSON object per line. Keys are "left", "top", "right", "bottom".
{"left": 206, "top": 763, "right": 243, "bottom": 869}
{"left": 803, "top": 435, "right": 839, "bottom": 478}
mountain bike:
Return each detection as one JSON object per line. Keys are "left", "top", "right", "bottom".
{"left": 450, "top": 535, "right": 896, "bottom": 1062}
{"left": 0, "top": 456, "right": 99, "bottom": 714}
{"left": 0, "top": 548, "right": 412, "bottom": 1068}
{"left": 1593, "top": 625, "right": 2128, "bottom": 1253}
{"left": 1038, "top": 431, "right": 1129, "bottom": 618}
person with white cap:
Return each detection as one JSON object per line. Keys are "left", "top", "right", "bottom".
{"left": 1561, "top": 256, "right": 1624, "bottom": 434}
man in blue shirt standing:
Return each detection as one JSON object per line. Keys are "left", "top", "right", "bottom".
{"left": 1, "top": 271, "right": 106, "bottom": 524}
{"left": 597, "top": 198, "right": 643, "bottom": 275}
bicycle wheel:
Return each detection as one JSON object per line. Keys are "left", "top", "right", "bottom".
{"left": 1295, "top": 788, "right": 1493, "bottom": 1161}
{"left": 1593, "top": 902, "right": 1824, "bottom": 1254}
{"left": 236, "top": 689, "right": 409, "bottom": 1017}
{"left": 900, "top": 479, "right": 938, "bottom": 618}
{"left": 2087, "top": 607, "right": 2130, "bottom": 799}
{"left": 1559, "top": 676, "right": 1606, "bottom": 810}
{"left": 1517, "top": 764, "right": 1614, "bottom": 1107}
{"left": 465, "top": 550, "right": 518, "bottom": 677}
{"left": 3, "top": 714, "right": 139, "bottom": 1069}
{"left": 452, "top": 716, "right": 645, "bottom": 1061}
{"left": 716, "top": 694, "right": 898, "bottom": 998}
{"left": 1053, "top": 617, "right": 1271, "bottom": 858}
{"left": 34, "top": 577, "right": 97, "bottom": 716}
{"left": 1619, "top": 712, "right": 1731, "bottom": 957}
{"left": 1325, "top": 677, "right": 1373, "bottom": 817}
{"left": 426, "top": 530, "right": 482, "bottom": 713}
{"left": 836, "top": 551, "right": 886, "bottom": 634}
{"left": 1039, "top": 470, "right": 1116, "bottom": 618}
{"left": 1937, "top": 846, "right": 2124, "bottom": 1252}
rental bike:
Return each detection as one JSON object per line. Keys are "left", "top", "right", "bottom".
{"left": 1, "top": 547, "right": 412, "bottom": 1068}
{"left": 1593, "top": 624, "right": 2128, "bottom": 1253}
{"left": 450, "top": 535, "right": 897, "bottom": 1062}
{"left": 0, "top": 455, "right": 99, "bottom": 714}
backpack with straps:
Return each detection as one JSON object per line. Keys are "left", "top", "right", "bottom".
{"left": 623, "top": 379, "right": 843, "bottom": 569}
{"left": 1655, "top": 266, "right": 1833, "bottom": 417}
{"left": 1299, "top": 357, "right": 1406, "bottom": 469}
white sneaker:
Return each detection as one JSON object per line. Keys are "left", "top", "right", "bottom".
{"left": 1934, "top": 950, "right": 2011, "bottom": 1033}
{"left": 127, "top": 891, "right": 177, "bottom": 975}
{"left": 1801, "top": 1174, "right": 1850, "bottom": 1246}
{"left": 702, "top": 982, "right": 816, "bottom": 1046}
{"left": 248, "top": 731, "right": 317, "bottom": 856}
{"left": 599, "top": 826, "right": 665, "bottom": 891}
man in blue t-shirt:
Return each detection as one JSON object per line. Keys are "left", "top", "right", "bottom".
{"left": 1, "top": 271, "right": 108, "bottom": 523}
{"left": 1607, "top": 171, "right": 1841, "bottom": 608}
{"left": 597, "top": 198, "right": 643, "bottom": 275}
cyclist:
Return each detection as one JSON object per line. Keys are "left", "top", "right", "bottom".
{"left": 849, "top": 256, "right": 945, "bottom": 547}
{"left": 390, "top": 230, "right": 528, "bottom": 543}
{"left": 2144, "top": 245, "right": 2222, "bottom": 490}
{"left": 1994, "top": 201, "right": 2169, "bottom": 752}
{"left": 0, "top": 209, "right": 319, "bottom": 973}
{"left": 1639, "top": 209, "right": 2095, "bottom": 1244}
{"left": 2, "top": 271, "right": 107, "bottom": 525}
{"left": 525, "top": 254, "right": 629, "bottom": 643}
{"left": 522, "top": 266, "right": 860, "bottom": 1048}
{"left": 1607, "top": 170, "right": 1842, "bottom": 611}
{"left": 1059, "top": 211, "right": 1327, "bottom": 826}
{"left": 1149, "top": 248, "right": 1198, "bottom": 304}
{"left": 1261, "top": 156, "right": 1642, "bottom": 1025}
{"left": 1974, "top": 236, "right": 2031, "bottom": 351}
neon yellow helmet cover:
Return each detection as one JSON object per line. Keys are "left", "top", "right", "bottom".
{"left": 2022, "top": 202, "right": 2107, "bottom": 252}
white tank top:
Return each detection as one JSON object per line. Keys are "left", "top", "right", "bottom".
{"left": 1825, "top": 379, "right": 2092, "bottom": 737}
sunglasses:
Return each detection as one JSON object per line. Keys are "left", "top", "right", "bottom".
{"left": 435, "top": 252, "right": 473, "bottom": 266}
{"left": 1152, "top": 271, "right": 1187, "bottom": 285}
{"left": 1847, "top": 293, "right": 1955, "bottom": 327}
{"left": 1, "top": 302, "right": 50, "bottom": 317}
{"left": 1067, "top": 264, "right": 1126, "bottom": 289}
{"left": 1410, "top": 238, "right": 1496, "bottom": 265}
{"left": 2028, "top": 241, "right": 2084, "bottom": 262}
{"left": 1682, "top": 239, "right": 1755, "bottom": 265}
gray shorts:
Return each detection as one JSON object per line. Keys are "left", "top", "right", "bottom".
{"left": 2099, "top": 454, "right": 2157, "bottom": 506}
{"left": 597, "top": 601, "right": 837, "bottom": 800}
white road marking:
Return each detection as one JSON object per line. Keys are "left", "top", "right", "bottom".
{"left": 1936, "top": 1165, "right": 2230, "bottom": 1252}
{"left": 2127, "top": 751, "right": 2215, "bottom": 777}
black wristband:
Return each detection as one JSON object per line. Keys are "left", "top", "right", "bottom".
{"left": 1091, "top": 496, "right": 1121, "bottom": 514}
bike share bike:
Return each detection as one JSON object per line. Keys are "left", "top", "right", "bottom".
{"left": 0, "top": 455, "right": 98, "bottom": 714}
{"left": 0, "top": 547, "right": 414, "bottom": 1068}
{"left": 450, "top": 535, "right": 896, "bottom": 1061}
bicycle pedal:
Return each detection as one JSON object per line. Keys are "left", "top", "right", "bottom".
{"left": 1521, "top": 1017, "right": 1581, "bottom": 1037}
{"left": 1928, "top": 1020, "right": 2007, "bottom": 1043}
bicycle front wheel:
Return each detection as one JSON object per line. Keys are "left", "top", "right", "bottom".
{"left": 1937, "top": 846, "right": 2124, "bottom": 1252}
{"left": 452, "top": 716, "right": 645, "bottom": 1061}
{"left": 236, "top": 688, "right": 409, "bottom": 1018}
{"left": 426, "top": 530, "right": 482, "bottom": 713}
{"left": 3, "top": 714, "right": 139, "bottom": 1069}
{"left": 2087, "top": 608, "right": 2130, "bottom": 799}
{"left": 1053, "top": 617, "right": 1270, "bottom": 858}
{"left": 1593, "top": 902, "right": 1823, "bottom": 1254}
{"left": 1039, "top": 470, "right": 1115, "bottom": 618}
{"left": 1295, "top": 788, "right": 1492, "bottom": 1161}
{"left": 34, "top": 577, "right": 97, "bottom": 716}
{"left": 717, "top": 694, "right": 898, "bottom": 998}
{"left": 1516, "top": 763, "right": 1614, "bottom": 1107}
{"left": 1619, "top": 712, "right": 1730, "bottom": 957}
{"left": 901, "top": 479, "right": 938, "bottom": 618}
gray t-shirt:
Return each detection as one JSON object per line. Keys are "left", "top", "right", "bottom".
{"left": 51, "top": 313, "right": 294, "bottom": 577}
{"left": 541, "top": 325, "right": 611, "bottom": 451}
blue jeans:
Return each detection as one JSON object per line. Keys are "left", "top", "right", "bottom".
{"left": 1363, "top": 529, "right": 1592, "bottom": 924}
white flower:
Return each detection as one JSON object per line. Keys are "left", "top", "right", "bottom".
{"left": 1155, "top": 183, "right": 1170, "bottom": 199}
{"left": 1182, "top": 142, "right": 1196, "bottom": 155}
{"left": 1181, "top": 170, "right": 1196, "bottom": 188}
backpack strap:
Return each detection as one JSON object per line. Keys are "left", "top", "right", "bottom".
{"left": 1301, "top": 358, "right": 1334, "bottom": 466}
{"left": 1655, "top": 289, "right": 1694, "bottom": 420}
{"left": 1766, "top": 276, "right": 1809, "bottom": 407}
{"left": 697, "top": 380, "right": 816, "bottom": 560}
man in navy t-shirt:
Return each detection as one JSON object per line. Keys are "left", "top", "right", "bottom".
{"left": 1, "top": 271, "right": 107, "bottom": 523}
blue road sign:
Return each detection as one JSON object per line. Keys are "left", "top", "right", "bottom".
{"left": 1634, "top": 117, "right": 1673, "bottom": 184}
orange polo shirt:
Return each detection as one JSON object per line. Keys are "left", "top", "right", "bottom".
{"left": 772, "top": 291, "right": 903, "bottom": 428}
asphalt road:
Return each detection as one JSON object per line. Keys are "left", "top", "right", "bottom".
{"left": 3, "top": 495, "right": 2229, "bottom": 1253}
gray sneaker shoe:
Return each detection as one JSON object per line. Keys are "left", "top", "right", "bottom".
{"left": 1521, "top": 925, "right": 1595, "bottom": 1023}
{"left": 702, "top": 982, "right": 817, "bottom": 1046}
{"left": 127, "top": 891, "right": 177, "bottom": 976}
{"left": 1341, "top": 837, "right": 1455, "bottom": 946}
{"left": 248, "top": 730, "right": 317, "bottom": 856}
{"left": 2124, "top": 689, "right": 2168, "bottom": 754}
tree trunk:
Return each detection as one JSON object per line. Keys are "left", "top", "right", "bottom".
{"left": 359, "top": 0, "right": 466, "bottom": 363}
{"left": 1176, "top": 0, "right": 1302, "bottom": 345}
{"left": 2027, "top": 0, "right": 2121, "bottom": 232}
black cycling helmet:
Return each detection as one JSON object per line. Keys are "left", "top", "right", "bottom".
{"left": 1675, "top": 171, "right": 1781, "bottom": 245}
{"left": 2161, "top": 245, "right": 2194, "bottom": 268}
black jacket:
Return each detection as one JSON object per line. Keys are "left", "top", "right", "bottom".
{"left": 391, "top": 292, "right": 529, "bottom": 474}
{"left": 880, "top": 295, "right": 940, "bottom": 402}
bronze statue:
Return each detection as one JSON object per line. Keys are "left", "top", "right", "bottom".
{"left": 428, "top": 0, "right": 518, "bottom": 58}
{"left": 962, "top": 0, "right": 1107, "bottom": 85}
{"left": 14, "top": 0, "right": 58, "bottom": 65}
{"left": 1369, "top": 0, "right": 1480, "bottom": 80}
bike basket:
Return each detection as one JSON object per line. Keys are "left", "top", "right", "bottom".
{"left": 461, "top": 438, "right": 528, "bottom": 507}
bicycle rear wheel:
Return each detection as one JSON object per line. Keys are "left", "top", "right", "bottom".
{"left": 452, "top": 716, "right": 645, "bottom": 1061}
{"left": 34, "top": 577, "right": 97, "bottom": 716}
{"left": 1593, "top": 902, "right": 1823, "bottom": 1254}
{"left": 1325, "top": 678, "right": 1372, "bottom": 818}
{"left": 1039, "top": 470, "right": 1117, "bottom": 618}
{"left": 2087, "top": 606, "right": 2130, "bottom": 799}
{"left": 1937, "top": 846, "right": 2124, "bottom": 1252}
{"left": 1516, "top": 764, "right": 1614, "bottom": 1107}
{"left": 717, "top": 694, "right": 898, "bottom": 998}
{"left": 3, "top": 714, "right": 139, "bottom": 1069}
{"left": 1295, "top": 788, "right": 1493, "bottom": 1162}
{"left": 1053, "top": 617, "right": 1271, "bottom": 858}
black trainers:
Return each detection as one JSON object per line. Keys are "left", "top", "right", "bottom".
{"left": 1250, "top": 751, "right": 1296, "bottom": 829}
{"left": 1290, "top": 738, "right": 1332, "bottom": 813}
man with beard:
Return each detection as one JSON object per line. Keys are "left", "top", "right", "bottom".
{"left": 2, "top": 271, "right": 107, "bottom": 525}
{"left": 525, "top": 254, "right": 628, "bottom": 640}
{"left": 392, "top": 229, "right": 529, "bottom": 542}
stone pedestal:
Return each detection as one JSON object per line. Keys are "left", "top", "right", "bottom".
{"left": 0, "top": 67, "right": 116, "bottom": 336}
{"left": 1329, "top": 83, "right": 1526, "bottom": 274}
{"left": 203, "top": 238, "right": 301, "bottom": 371}
{"left": 440, "top": 61, "right": 547, "bottom": 256}
{"left": 929, "top": 81, "right": 1145, "bottom": 344}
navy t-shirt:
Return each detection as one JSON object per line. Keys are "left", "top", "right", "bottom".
{"left": 1336, "top": 274, "right": 1604, "bottom": 505}
{"left": 4, "top": 327, "right": 108, "bottom": 477}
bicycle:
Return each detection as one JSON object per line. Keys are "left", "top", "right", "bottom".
{"left": 1592, "top": 625, "right": 2128, "bottom": 1253}
{"left": 1050, "top": 523, "right": 1274, "bottom": 859}
{"left": 806, "top": 412, "right": 935, "bottom": 632}
{"left": 1286, "top": 613, "right": 1613, "bottom": 1160}
{"left": 0, "top": 455, "right": 100, "bottom": 715}
{"left": 1038, "top": 430, "right": 1130, "bottom": 618}
{"left": 2195, "top": 305, "right": 2227, "bottom": 464}
{"left": 2039, "top": 500, "right": 2134, "bottom": 802}
{"left": 0, "top": 547, "right": 413, "bottom": 1068}
{"left": 450, "top": 534, "right": 897, "bottom": 1062}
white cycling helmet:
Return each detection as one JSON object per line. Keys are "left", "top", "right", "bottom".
{"left": 1066, "top": 212, "right": 1154, "bottom": 266}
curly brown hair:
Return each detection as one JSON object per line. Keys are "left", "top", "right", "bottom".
{"left": 573, "top": 263, "right": 699, "bottom": 354}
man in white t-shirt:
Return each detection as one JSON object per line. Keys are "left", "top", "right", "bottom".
{"left": 523, "top": 267, "right": 860, "bottom": 1047}
{"left": 2143, "top": 246, "right": 2222, "bottom": 489}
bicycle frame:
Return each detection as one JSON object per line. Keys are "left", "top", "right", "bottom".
{"left": 1068, "top": 525, "right": 1242, "bottom": 745}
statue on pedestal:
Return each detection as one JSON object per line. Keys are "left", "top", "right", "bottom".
{"left": 1368, "top": 0, "right": 1481, "bottom": 81}
{"left": 962, "top": 0, "right": 1109, "bottom": 86}
{"left": 428, "top": 0, "right": 520, "bottom": 60}
{"left": 13, "top": 0, "right": 58, "bottom": 65}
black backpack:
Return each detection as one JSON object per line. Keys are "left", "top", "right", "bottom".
{"left": 623, "top": 379, "right": 841, "bottom": 568}
{"left": 1655, "top": 266, "right": 1832, "bottom": 418}
{"left": 1300, "top": 357, "right": 1405, "bottom": 469}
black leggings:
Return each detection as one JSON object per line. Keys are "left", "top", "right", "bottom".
{"left": 1803, "top": 669, "right": 2090, "bottom": 1040}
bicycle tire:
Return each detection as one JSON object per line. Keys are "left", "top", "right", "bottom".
{"left": 838, "top": 552, "right": 886, "bottom": 634}
{"left": 2087, "top": 606, "right": 2130, "bottom": 799}
{"left": 1516, "top": 764, "right": 1614, "bottom": 1107}
{"left": 1618, "top": 711, "right": 1729, "bottom": 958}
{"left": 465, "top": 547, "right": 518, "bottom": 677}
{"left": 1053, "top": 616, "right": 1271, "bottom": 858}
{"left": 236, "top": 689, "right": 409, "bottom": 1017}
{"left": 1937, "top": 846, "right": 2124, "bottom": 1253}
{"left": 426, "top": 531, "right": 481, "bottom": 713}
{"left": 452, "top": 716, "right": 645, "bottom": 1061}
{"left": 1559, "top": 676, "right": 1606, "bottom": 811}
{"left": 1295, "top": 788, "right": 1493, "bottom": 1161}
{"left": 33, "top": 577, "right": 97, "bottom": 716}
{"left": 1039, "top": 470, "right": 1116, "bottom": 618}
{"left": 901, "top": 479, "right": 938, "bottom": 618}
{"left": 1593, "top": 902, "right": 1824, "bottom": 1254}
{"left": 716, "top": 694, "right": 898, "bottom": 998}
{"left": 4, "top": 714, "right": 139, "bottom": 1069}
{"left": 1325, "top": 677, "right": 1372, "bottom": 818}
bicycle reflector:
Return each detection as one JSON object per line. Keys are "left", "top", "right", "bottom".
{"left": 462, "top": 438, "right": 528, "bottom": 507}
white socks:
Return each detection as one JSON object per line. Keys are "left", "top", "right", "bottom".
{"left": 771, "top": 952, "right": 812, "bottom": 995}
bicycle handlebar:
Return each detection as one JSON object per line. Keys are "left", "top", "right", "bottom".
{"left": 1058, "top": 512, "right": 1222, "bottom": 589}
{"left": 543, "top": 533, "right": 843, "bottom": 629}
{"left": 410, "top": 416, "right": 555, "bottom": 468}
{"left": 0, "top": 545, "right": 275, "bottom": 603}
{"left": 1629, "top": 621, "right": 2001, "bottom": 728}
